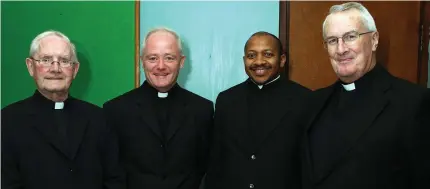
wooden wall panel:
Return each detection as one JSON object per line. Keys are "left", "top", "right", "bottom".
{"left": 289, "top": 2, "right": 336, "bottom": 90}
{"left": 362, "top": 2, "right": 421, "bottom": 84}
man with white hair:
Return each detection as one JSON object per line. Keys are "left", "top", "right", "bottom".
{"left": 103, "top": 27, "right": 213, "bottom": 189}
{"left": 1, "top": 30, "right": 125, "bottom": 189}
{"left": 301, "top": 2, "right": 430, "bottom": 189}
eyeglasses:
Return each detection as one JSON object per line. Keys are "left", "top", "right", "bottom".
{"left": 323, "top": 31, "right": 374, "bottom": 48}
{"left": 30, "top": 57, "right": 75, "bottom": 68}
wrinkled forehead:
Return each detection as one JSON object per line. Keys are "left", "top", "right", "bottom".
{"left": 324, "top": 10, "right": 364, "bottom": 37}
{"left": 37, "top": 36, "right": 71, "bottom": 57}
{"left": 144, "top": 31, "right": 180, "bottom": 53}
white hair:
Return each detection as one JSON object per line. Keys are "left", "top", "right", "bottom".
{"left": 29, "top": 30, "right": 78, "bottom": 62}
{"left": 322, "top": 2, "right": 377, "bottom": 37}
{"left": 141, "top": 27, "right": 183, "bottom": 55}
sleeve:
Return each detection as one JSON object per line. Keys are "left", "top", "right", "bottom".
{"left": 406, "top": 90, "right": 430, "bottom": 188}
{"left": 196, "top": 100, "right": 215, "bottom": 179}
{"left": 1, "top": 112, "right": 24, "bottom": 189}
{"left": 100, "top": 104, "right": 126, "bottom": 189}
{"left": 204, "top": 92, "right": 224, "bottom": 189}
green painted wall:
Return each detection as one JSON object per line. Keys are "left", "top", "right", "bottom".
{"left": 1, "top": 1, "right": 135, "bottom": 107}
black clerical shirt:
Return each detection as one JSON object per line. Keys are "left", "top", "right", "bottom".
{"left": 32, "top": 90, "right": 71, "bottom": 155}
{"left": 246, "top": 75, "right": 282, "bottom": 146}
{"left": 141, "top": 81, "right": 179, "bottom": 142}
{"left": 309, "top": 64, "right": 384, "bottom": 178}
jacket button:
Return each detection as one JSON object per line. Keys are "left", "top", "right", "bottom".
{"left": 160, "top": 144, "right": 164, "bottom": 148}
{"left": 251, "top": 154, "right": 256, "bottom": 160}
{"left": 249, "top": 183, "right": 255, "bottom": 188}
{"left": 69, "top": 168, "right": 73, "bottom": 172}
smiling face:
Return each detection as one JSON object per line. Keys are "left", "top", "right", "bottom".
{"left": 324, "top": 9, "right": 379, "bottom": 83}
{"left": 141, "top": 31, "right": 185, "bottom": 92}
{"left": 243, "top": 34, "right": 286, "bottom": 84}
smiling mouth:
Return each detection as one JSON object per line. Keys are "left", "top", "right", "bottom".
{"left": 338, "top": 58, "right": 354, "bottom": 64}
{"left": 252, "top": 68, "right": 270, "bottom": 76}
{"left": 154, "top": 73, "right": 169, "bottom": 77}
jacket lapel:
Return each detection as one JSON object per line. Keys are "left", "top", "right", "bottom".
{"left": 315, "top": 83, "right": 389, "bottom": 183}
{"left": 136, "top": 90, "right": 163, "bottom": 141}
{"left": 304, "top": 84, "right": 337, "bottom": 183}
{"left": 310, "top": 69, "right": 392, "bottom": 184}
{"left": 165, "top": 89, "right": 187, "bottom": 144}
{"left": 31, "top": 113, "right": 71, "bottom": 159}
{"left": 67, "top": 101, "right": 89, "bottom": 160}
{"left": 254, "top": 81, "right": 294, "bottom": 149}
{"left": 29, "top": 96, "right": 88, "bottom": 160}
{"left": 232, "top": 83, "right": 253, "bottom": 154}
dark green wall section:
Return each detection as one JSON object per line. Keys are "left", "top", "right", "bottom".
{"left": 1, "top": 1, "right": 135, "bottom": 107}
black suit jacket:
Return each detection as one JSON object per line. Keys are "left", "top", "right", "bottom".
{"left": 1, "top": 92, "right": 124, "bottom": 189}
{"left": 301, "top": 66, "right": 430, "bottom": 189}
{"left": 103, "top": 83, "right": 214, "bottom": 189}
{"left": 205, "top": 76, "right": 311, "bottom": 189}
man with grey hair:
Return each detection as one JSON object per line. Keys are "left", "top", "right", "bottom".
{"left": 103, "top": 27, "right": 214, "bottom": 189}
{"left": 302, "top": 2, "right": 430, "bottom": 189}
{"left": 2, "top": 30, "right": 125, "bottom": 189}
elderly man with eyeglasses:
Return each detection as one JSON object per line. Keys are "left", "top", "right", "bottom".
{"left": 301, "top": 2, "right": 430, "bottom": 189}
{"left": 1, "top": 30, "right": 125, "bottom": 189}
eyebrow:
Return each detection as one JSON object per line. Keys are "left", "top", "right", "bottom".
{"left": 325, "top": 30, "right": 357, "bottom": 39}
{"left": 144, "top": 53, "right": 178, "bottom": 57}
{"left": 247, "top": 47, "right": 274, "bottom": 51}
{"left": 37, "top": 54, "right": 70, "bottom": 58}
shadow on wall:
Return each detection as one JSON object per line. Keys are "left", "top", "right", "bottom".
{"left": 177, "top": 39, "right": 191, "bottom": 86}
{"left": 70, "top": 41, "right": 91, "bottom": 99}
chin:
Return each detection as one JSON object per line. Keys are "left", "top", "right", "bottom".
{"left": 251, "top": 77, "right": 269, "bottom": 85}
{"left": 44, "top": 87, "right": 67, "bottom": 93}
{"left": 153, "top": 81, "right": 173, "bottom": 89}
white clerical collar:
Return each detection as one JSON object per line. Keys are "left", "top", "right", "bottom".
{"left": 158, "top": 92, "right": 168, "bottom": 98}
{"left": 54, "top": 102, "right": 65, "bottom": 109}
{"left": 342, "top": 82, "right": 356, "bottom": 91}
{"left": 253, "top": 75, "right": 281, "bottom": 89}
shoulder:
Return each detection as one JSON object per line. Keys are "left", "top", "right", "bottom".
{"left": 216, "top": 81, "right": 248, "bottom": 102}
{"left": 1, "top": 97, "right": 34, "bottom": 131}
{"left": 2, "top": 96, "right": 33, "bottom": 115}
{"left": 103, "top": 87, "right": 141, "bottom": 109}
{"left": 284, "top": 79, "right": 312, "bottom": 96}
{"left": 71, "top": 97, "right": 102, "bottom": 112}
{"left": 390, "top": 77, "right": 427, "bottom": 98}
{"left": 179, "top": 87, "right": 213, "bottom": 109}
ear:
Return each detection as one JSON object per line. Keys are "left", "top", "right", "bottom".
{"left": 72, "top": 62, "right": 80, "bottom": 79}
{"left": 25, "top": 58, "right": 35, "bottom": 77}
{"left": 179, "top": 55, "right": 186, "bottom": 69}
{"left": 280, "top": 54, "right": 287, "bottom": 68}
{"left": 371, "top": 31, "right": 379, "bottom": 51}
{"left": 140, "top": 54, "right": 147, "bottom": 71}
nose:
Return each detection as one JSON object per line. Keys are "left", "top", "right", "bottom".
{"left": 336, "top": 39, "right": 349, "bottom": 55}
{"left": 157, "top": 59, "right": 166, "bottom": 70}
{"left": 255, "top": 54, "right": 265, "bottom": 64}
{"left": 49, "top": 61, "right": 62, "bottom": 72}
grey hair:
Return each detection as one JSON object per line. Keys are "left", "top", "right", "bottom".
{"left": 322, "top": 2, "right": 377, "bottom": 37}
{"left": 141, "top": 27, "right": 183, "bottom": 55}
{"left": 29, "top": 30, "right": 78, "bottom": 63}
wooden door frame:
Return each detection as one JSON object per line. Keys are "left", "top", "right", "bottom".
{"left": 280, "top": 1, "right": 429, "bottom": 87}
{"left": 279, "top": 1, "right": 290, "bottom": 77}
{"left": 418, "top": 1, "right": 429, "bottom": 87}
{"left": 135, "top": 0, "right": 141, "bottom": 88}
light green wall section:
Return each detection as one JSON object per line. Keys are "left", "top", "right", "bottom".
{"left": 140, "top": 2, "right": 279, "bottom": 102}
